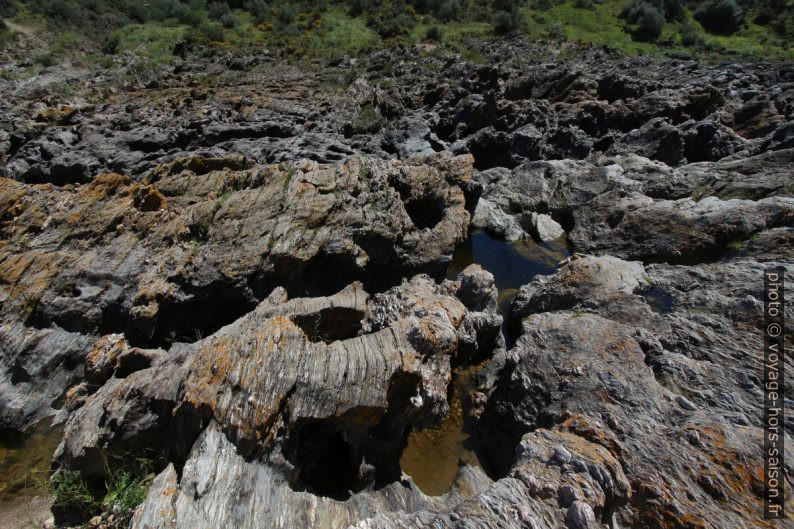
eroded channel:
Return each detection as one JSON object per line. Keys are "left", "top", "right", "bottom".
{"left": 400, "top": 230, "right": 571, "bottom": 496}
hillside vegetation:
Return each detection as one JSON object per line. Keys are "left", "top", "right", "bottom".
{"left": 0, "top": 0, "right": 791, "bottom": 64}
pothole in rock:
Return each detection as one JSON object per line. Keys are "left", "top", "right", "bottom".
{"left": 399, "top": 362, "right": 490, "bottom": 496}
{"left": 292, "top": 307, "right": 365, "bottom": 343}
{"left": 404, "top": 196, "right": 445, "bottom": 230}
{"left": 387, "top": 177, "right": 446, "bottom": 231}
{"left": 283, "top": 420, "right": 356, "bottom": 501}
{"left": 400, "top": 230, "right": 572, "bottom": 496}
{"left": 0, "top": 419, "right": 64, "bottom": 506}
{"left": 640, "top": 287, "right": 675, "bottom": 314}
{"left": 448, "top": 229, "right": 572, "bottom": 317}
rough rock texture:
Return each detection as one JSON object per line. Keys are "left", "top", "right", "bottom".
{"left": 55, "top": 268, "right": 502, "bottom": 528}
{"left": 0, "top": 152, "right": 473, "bottom": 431}
{"left": 479, "top": 252, "right": 794, "bottom": 529}
{"left": 473, "top": 149, "right": 794, "bottom": 259}
{"left": 3, "top": 41, "right": 793, "bottom": 185}
{"left": 1, "top": 35, "right": 793, "bottom": 529}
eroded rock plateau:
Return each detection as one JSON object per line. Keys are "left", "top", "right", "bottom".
{"left": 1, "top": 37, "right": 792, "bottom": 529}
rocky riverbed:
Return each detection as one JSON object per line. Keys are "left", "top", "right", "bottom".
{"left": 1, "top": 32, "right": 793, "bottom": 529}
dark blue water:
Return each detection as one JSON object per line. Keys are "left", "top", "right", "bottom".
{"left": 640, "top": 287, "right": 675, "bottom": 314}
{"left": 447, "top": 230, "right": 571, "bottom": 313}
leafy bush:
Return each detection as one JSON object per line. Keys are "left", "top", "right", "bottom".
{"left": 198, "top": 21, "right": 225, "bottom": 40}
{"left": 208, "top": 1, "right": 231, "bottom": 19}
{"left": 425, "top": 25, "right": 443, "bottom": 40}
{"left": 50, "top": 470, "right": 97, "bottom": 518}
{"left": 438, "top": 0, "right": 461, "bottom": 21}
{"left": 694, "top": 0, "right": 743, "bottom": 35}
{"left": 31, "top": 0, "right": 80, "bottom": 22}
{"left": 102, "top": 34, "right": 120, "bottom": 54}
{"left": 679, "top": 19, "right": 704, "bottom": 47}
{"left": 220, "top": 12, "right": 239, "bottom": 28}
{"left": 102, "top": 469, "right": 151, "bottom": 514}
{"left": 493, "top": 9, "right": 523, "bottom": 35}
{"left": 620, "top": 0, "right": 665, "bottom": 41}
{"left": 275, "top": 3, "right": 297, "bottom": 25}
{"left": 48, "top": 455, "right": 156, "bottom": 525}
{"left": 244, "top": 0, "right": 269, "bottom": 23}
{"left": 34, "top": 52, "right": 57, "bottom": 66}
{"left": 659, "top": 0, "right": 684, "bottom": 22}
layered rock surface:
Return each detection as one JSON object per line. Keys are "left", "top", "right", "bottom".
{"left": 0, "top": 152, "right": 474, "bottom": 431}
{"left": 1, "top": 36, "right": 793, "bottom": 529}
{"left": 56, "top": 268, "right": 503, "bottom": 528}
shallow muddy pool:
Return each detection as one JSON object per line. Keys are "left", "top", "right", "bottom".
{"left": 400, "top": 230, "right": 571, "bottom": 496}
{"left": 0, "top": 419, "right": 63, "bottom": 505}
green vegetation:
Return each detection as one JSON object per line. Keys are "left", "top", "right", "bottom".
{"left": 49, "top": 470, "right": 96, "bottom": 516}
{"left": 213, "top": 192, "right": 230, "bottom": 216}
{"left": 48, "top": 455, "right": 156, "bottom": 522}
{"left": 108, "top": 22, "right": 188, "bottom": 75}
{"left": 695, "top": 0, "right": 744, "bottom": 35}
{"left": 1, "top": 0, "right": 790, "bottom": 64}
{"left": 281, "top": 165, "right": 296, "bottom": 207}
{"left": 520, "top": 0, "right": 792, "bottom": 58}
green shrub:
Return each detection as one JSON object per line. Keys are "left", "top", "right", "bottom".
{"left": 207, "top": 1, "right": 231, "bottom": 20}
{"left": 50, "top": 470, "right": 97, "bottom": 517}
{"left": 101, "top": 469, "right": 152, "bottom": 513}
{"left": 33, "top": 0, "right": 80, "bottom": 22}
{"left": 426, "top": 25, "right": 443, "bottom": 40}
{"left": 652, "top": 0, "right": 684, "bottom": 22}
{"left": 694, "top": 0, "right": 743, "bottom": 35}
{"left": 244, "top": 0, "right": 269, "bottom": 23}
{"left": 34, "top": 53, "right": 57, "bottom": 67}
{"left": 493, "top": 9, "right": 522, "bottom": 35}
{"left": 198, "top": 21, "right": 225, "bottom": 41}
{"left": 275, "top": 3, "right": 297, "bottom": 26}
{"left": 679, "top": 19, "right": 704, "bottom": 47}
{"left": 220, "top": 12, "right": 239, "bottom": 28}
{"left": 573, "top": 0, "right": 595, "bottom": 10}
{"left": 102, "top": 34, "right": 120, "bottom": 54}
{"left": 438, "top": 0, "right": 462, "bottom": 21}
{"left": 620, "top": 1, "right": 665, "bottom": 41}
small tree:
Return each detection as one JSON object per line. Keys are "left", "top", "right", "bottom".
{"left": 694, "top": 0, "right": 743, "bottom": 35}
{"left": 493, "top": 8, "right": 522, "bottom": 35}
{"left": 438, "top": 0, "right": 461, "bottom": 21}
{"left": 425, "top": 25, "right": 443, "bottom": 41}
{"left": 620, "top": 0, "right": 665, "bottom": 42}
{"left": 679, "top": 19, "right": 704, "bottom": 47}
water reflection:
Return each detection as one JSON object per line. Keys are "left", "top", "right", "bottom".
{"left": 0, "top": 419, "right": 63, "bottom": 504}
{"left": 446, "top": 230, "right": 571, "bottom": 314}
{"left": 399, "top": 362, "right": 489, "bottom": 496}
{"left": 401, "top": 230, "right": 571, "bottom": 496}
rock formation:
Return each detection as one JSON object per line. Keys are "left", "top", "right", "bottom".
{"left": 0, "top": 37, "right": 792, "bottom": 529}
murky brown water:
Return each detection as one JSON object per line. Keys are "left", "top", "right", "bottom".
{"left": 0, "top": 419, "right": 63, "bottom": 504}
{"left": 399, "top": 363, "right": 488, "bottom": 496}
{"left": 400, "top": 230, "right": 571, "bottom": 496}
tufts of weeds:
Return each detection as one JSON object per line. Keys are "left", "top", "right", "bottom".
{"left": 47, "top": 452, "right": 158, "bottom": 527}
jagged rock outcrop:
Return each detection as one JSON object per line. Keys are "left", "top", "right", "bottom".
{"left": 4, "top": 40, "right": 793, "bottom": 185}
{"left": 479, "top": 252, "right": 793, "bottom": 529}
{"left": 0, "top": 152, "right": 474, "bottom": 432}
{"left": 1, "top": 34, "right": 793, "bottom": 529}
{"left": 472, "top": 149, "right": 794, "bottom": 262}
{"left": 54, "top": 268, "right": 503, "bottom": 527}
